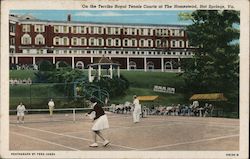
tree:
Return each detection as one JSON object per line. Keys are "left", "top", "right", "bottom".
{"left": 180, "top": 10, "right": 240, "bottom": 113}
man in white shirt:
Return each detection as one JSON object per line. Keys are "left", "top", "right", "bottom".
{"left": 17, "top": 102, "right": 26, "bottom": 124}
{"left": 48, "top": 99, "right": 55, "bottom": 118}
{"left": 132, "top": 95, "right": 141, "bottom": 123}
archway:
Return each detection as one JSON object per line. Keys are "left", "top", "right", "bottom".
{"left": 129, "top": 61, "right": 137, "bottom": 70}
{"left": 147, "top": 61, "right": 154, "bottom": 71}
{"left": 75, "top": 61, "right": 84, "bottom": 70}
{"left": 165, "top": 61, "right": 173, "bottom": 71}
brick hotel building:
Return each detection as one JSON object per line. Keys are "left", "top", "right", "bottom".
{"left": 9, "top": 14, "right": 195, "bottom": 72}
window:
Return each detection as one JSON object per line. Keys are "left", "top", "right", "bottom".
{"left": 179, "top": 41, "right": 183, "bottom": 47}
{"left": 22, "top": 25, "right": 30, "bottom": 32}
{"left": 140, "top": 40, "right": 144, "bottom": 47}
{"left": 35, "top": 34, "right": 45, "bottom": 45}
{"left": 156, "top": 40, "right": 161, "bottom": 47}
{"left": 107, "top": 27, "right": 111, "bottom": 34}
{"left": 124, "top": 28, "right": 128, "bottom": 35}
{"left": 148, "top": 29, "right": 151, "bottom": 35}
{"left": 34, "top": 25, "right": 45, "bottom": 32}
{"left": 80, "top": 38, "right": 85, "bottom": 46}
{"left": 115, "top": 39, "right": 119, "bottom": 46}
{"left": 54, "top": 26, "right": 59, "bottom": 33}
{"left": 72, "top": 37, "right": 78, "bottom": 45}
{"left": 63, "top": 26, "right": 68, "bottom": 33}
{"left": 115, "top": 28, "right": 119, "bottom": 34}
{"left": 54, "top": 37, "right": 60, "bottom": 45}
{"left": 172, "top": 30, "right": 175, "bottom": 36}
{"left": 10, "top": 25, "right": 15, "bottom": 33}
{"left": 90, "top": 38, "right": 95, "bottom": 46}
{"left": 63, "top": 37, "right": 69, "bottom": 45}
{"left": 131, "top": 28, "right": 135, "bottom": 35}
{"left": 107, "top": 39, "right": 112, "bottom": 46}
{"left": 172, "top": 41, "right": 176, "bottom": 47}
{"left": 72, "top": 26, "right": 77, "bottom": 34}
{"left": 124, "top": 39, "right": 128, "bottom": 46}
{"left": 10, "top": 38, "right": 15, "bottom": 45}
{"left": 21, "top": 34, "right": 31, "bottom": 44}
{"left": 98, "top": 38, "right": 103, "bottom": 46}
{"left": 37, "top": 49, "right": 43, "bottom": 54}
{"left": 90, "top": 27, "right": 94, "bottom": 34}
{"left": 132, "top": 39, "right": 136, "bottom": 46}
{"left": 148, "top": 40, "right": 151, "bottom": 47}
{"left": 98, "top": 27, "right": 102, "bottom": 34}
{"left": 80, "top": 26, "right": 85, "bottom": 34}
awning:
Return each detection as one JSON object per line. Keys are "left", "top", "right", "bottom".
{"left": 137, "top": 96, "right": 159, "bottom": 101}
{"left": 189, "top": 93, "right": 227, "bottom": 101}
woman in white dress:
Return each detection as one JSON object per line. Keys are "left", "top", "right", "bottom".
{"left": 132, "top": 95, "right": 141, "bottom": 123}
{"left": 87, "top": 97, "right": 110, "bottom": 147}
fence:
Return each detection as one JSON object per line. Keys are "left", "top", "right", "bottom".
{"left": 10, "top": 82, "right": 109, "bottom": 109}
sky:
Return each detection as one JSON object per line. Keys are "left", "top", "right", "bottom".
{"left": 10, "top": 10, "right": 193, "bottom": 25}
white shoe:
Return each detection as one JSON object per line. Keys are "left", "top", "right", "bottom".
{"left": 89, "top": 143, "right": 98, "bottom": 147}
{"left": 17, "top": 121, "right": 19, "bottom": 124}
{"left": 103, "top": 140, "right": 110, "bottom": 146}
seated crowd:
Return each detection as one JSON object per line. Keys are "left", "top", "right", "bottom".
{"left": 109, "top": 101, "right": 214, "bottom": 117}
{"left": 9, "top": 78, "right": 32, "bottom": 85}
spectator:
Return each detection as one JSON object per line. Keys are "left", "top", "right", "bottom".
{"left": 132, "top": 95, "right": 141, "bottom": 123}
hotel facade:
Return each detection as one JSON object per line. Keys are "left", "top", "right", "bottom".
{"left": 9, "top": 14, "right": 195, "bottom": 72}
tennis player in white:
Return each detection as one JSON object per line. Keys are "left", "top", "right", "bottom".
{"left": 17, "top": 102, "right": 26, "bottom": 124}
{"left": 48, "top": 99, "right": 55, "bottom": 119}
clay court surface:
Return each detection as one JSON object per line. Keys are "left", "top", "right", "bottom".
{"left": 10, "top": 113, "right": 239, "bottom": 151}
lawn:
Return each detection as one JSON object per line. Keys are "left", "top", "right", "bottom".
{"left": 9, "top": 70, "right": 189, "bottom": 109}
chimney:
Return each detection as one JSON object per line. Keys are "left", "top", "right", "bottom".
{"left": 67, "top": 14, "right": 71, "bottom": 21}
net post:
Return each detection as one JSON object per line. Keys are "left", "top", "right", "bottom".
{"left": 73, "top": 109, "right": 76, "bottom": 122}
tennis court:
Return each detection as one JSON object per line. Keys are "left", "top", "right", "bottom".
{"left": 10, "top": 111, "right": 239, "bottom": 151}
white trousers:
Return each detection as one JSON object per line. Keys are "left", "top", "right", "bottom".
{"left": 133, "top": 107, "right": 141, "bottom": 123}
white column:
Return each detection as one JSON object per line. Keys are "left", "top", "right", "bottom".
{"left": 110, "top": 65, "right": 113, "bottom": 79}
{"left": 72, "top": 57, "right": 75, "bottom": 69}
{"left": 178, "top": 58, "right": 181, "bottom": 72}
{"left": 98, "top": 65, "right": 101, "bottom": 80}
{"left": 32, "top": 57, "right": 36, "bottom": 65}
{"left": 127, "top": 57, "right": 130, "bottom": 71}
{"left": 161, "top": 58, "right": 164, "bottom": 72}
{"left": 52, "top": 56, "right": 55, "bottom": 64}
{"left": 144, "top": 57, "right": 147, "bottom": 72}
{"left": 88, "top": 67, "right": 92, "bottom": 82}
{"left": 91, "top": 56, "right": 93, "bottom": 63}
{"left": 117, "top": 66, "right": 120, "bottom": 78}
{"left": 15, "top": 57, "right": 18, "bottom": 64}
{"left": 11, "top": 57, "right": 14, "bottom": 64}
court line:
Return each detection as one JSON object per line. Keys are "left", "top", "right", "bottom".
{"left": 142, "top": 118, "right": 239, "bottom": 128}
{"left": 11, "top": 132, "right": 81, "bottom": 151}
{"left": 137, "top": 134, "right": 239, "bottom": 151}
{"left": 10, "top": 124, "right": 137, "bottom": 150}
{"left": 61, "top": 123, "right": 177, "bottom": 135}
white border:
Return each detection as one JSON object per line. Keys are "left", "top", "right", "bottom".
{"left": 1, "top": 0, "right": 249, "bottom": 158}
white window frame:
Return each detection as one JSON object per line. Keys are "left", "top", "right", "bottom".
{"left": 21, "top": 34, "right": 31, "bottom": 45}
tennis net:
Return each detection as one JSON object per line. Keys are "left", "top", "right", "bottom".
{"left": 9, "top": 107, "right": 110, "bottom": 124}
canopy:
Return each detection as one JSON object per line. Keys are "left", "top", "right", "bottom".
{"left": 137, "top": 96, "right": 159, "bottom": 101}
{"left": 189, "top": 93, "right": 227, "bottom": 101}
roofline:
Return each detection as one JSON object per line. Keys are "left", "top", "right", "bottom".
{"left": 9, "top": 15, "right": 187, "bottom": 28}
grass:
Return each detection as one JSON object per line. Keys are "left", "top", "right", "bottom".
{"left": 9, "top": 69, "right": 189, "bottom": 109}
{"left": 9, "top": 70, "right": 37, "bottom": 80}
